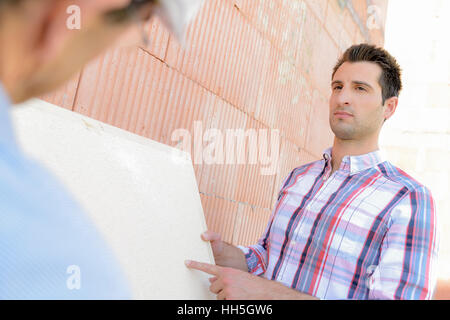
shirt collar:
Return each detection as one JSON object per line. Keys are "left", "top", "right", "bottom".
{"left": 322, "top": 146, "right": 386, "bottom": 175}
{"left": 0, "top": 82, "right": 18, "bottom": 149}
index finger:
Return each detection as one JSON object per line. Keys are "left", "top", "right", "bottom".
{"left": 185, "top": 260, "right": 221, "bottom": 276}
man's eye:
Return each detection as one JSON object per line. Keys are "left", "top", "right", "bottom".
{"left": 356, "top": 86, "right": 366, "bottom": 91}
{"left": 333, "top": 86, "right": 342, "bottom": 90}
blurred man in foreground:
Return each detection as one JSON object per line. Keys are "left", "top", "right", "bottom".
{"left": 0, "top": 0, "right": 199, "bottom": 299}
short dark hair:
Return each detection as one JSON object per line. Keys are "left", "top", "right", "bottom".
{"left": 332, "top": 43, "right": 402, "bottom": 105}
{"left": 0, "top": 0, "right": 25, "bottom": 9}
{"left": 0, "top": 0, "right": 20, "bottom": 5}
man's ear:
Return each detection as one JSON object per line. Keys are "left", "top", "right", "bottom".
{"left": 383, "top": 96, "right": 398, "bottom": 121}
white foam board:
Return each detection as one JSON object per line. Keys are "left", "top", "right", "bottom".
{"left": 11, "top": 99, "right": 215, "bottom": 300}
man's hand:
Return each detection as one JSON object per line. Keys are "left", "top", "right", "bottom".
{"left": 201, "top": 231, "right": 225, "bottom": 261}
{"left": 199, "top": 231, "right": 248, "bottom": 271}
{"left": 185, "top": 260, "right": 318, "bottom": 300}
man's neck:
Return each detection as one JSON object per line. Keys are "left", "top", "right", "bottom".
{"left": 330, "top": 138, "right": 380, "bottom": 174}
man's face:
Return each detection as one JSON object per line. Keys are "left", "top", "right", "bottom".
{"left": 0, "top": 0, "right": 154, "bottom": 103}
{"left": 329, "top": 61, "right": 386, "bottom": 141}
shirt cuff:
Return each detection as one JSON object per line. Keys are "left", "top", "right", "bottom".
{"left": 237, "top": 245, "right": 266, "bottom": 276}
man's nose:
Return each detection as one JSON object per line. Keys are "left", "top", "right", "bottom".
{"left": 336, "top": 87, "right": 352, "bottom": 105}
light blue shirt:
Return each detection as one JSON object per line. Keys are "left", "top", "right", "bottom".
{"left": 0, "top": 84, "right": 131, "bottom": 299}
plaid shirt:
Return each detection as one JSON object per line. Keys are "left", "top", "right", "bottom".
{"left": 240, "top": 147, "right": 439, "bottom": 300}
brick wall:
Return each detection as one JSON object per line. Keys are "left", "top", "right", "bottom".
{"left": 41, "top": 0, "right": 387, "bottom": 261}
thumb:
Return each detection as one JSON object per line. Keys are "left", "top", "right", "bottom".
{"left": 201, "top": 231, "right": 221, "bottom": 242}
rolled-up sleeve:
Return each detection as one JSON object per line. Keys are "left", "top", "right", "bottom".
{"left": 238, "top": 243, "right": 268, "bottom": 276}
{"left": 368, "top": 186, "right": 439, "bottom": 300}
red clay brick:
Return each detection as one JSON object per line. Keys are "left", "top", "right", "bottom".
{"left": 38, "top": 0, "right": 391, "bottom": 267}
{"left": 305, "top": 88, "right": 334, "bottom": 158}
{"left": 232, "top": 203, "right": 271, "bottom": 246}
{"left": 39, "top": 73, "right": 80, "bottom": 111}
{"left": 200, "top": 193, "right": 239, "bottom": 244}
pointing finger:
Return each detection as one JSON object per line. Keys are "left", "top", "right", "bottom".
{"left": 185, "top": 260, "right": 221, "bottom": 276}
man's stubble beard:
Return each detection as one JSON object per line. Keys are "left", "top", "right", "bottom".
{"left": 330, "top": 114, "right": 382, "bottom": 142}
{"left": 330, "top": 117, "right": 359, "bottom": 140}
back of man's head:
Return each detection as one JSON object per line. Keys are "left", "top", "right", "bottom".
{"left": 0, "top": 0, "right": 143, "bottom": 103}
{"left": 0, "top": 0, "right": 203, "bottom": 103}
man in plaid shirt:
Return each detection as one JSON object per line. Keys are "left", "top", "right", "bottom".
{"left": 186, "top": 44, "right": 439, "bottom": 300}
